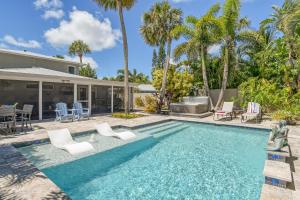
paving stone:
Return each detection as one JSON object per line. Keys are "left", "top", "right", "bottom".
{"left": 260, "top": 184, "right": 292, "bottom": 200}
{"left": 264, "top": 160, "right": 292, "bottom": 182}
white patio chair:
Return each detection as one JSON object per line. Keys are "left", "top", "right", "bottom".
{"left": 213, "top": 102, "right": 234, "bottom": 120}
{"left": 73, "top": 102, "right": 89, "bottom": 120}
{"left": 241, "top": 102, "right": 262, "bottom": 123}
{"left": 55, "top": 102, "right": 75, "bottom": 122}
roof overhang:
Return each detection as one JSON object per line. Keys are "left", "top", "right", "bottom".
{"left": 0, "top": 48, "right": 83, "bottom": 67}
{"left": 0, "top": 70, "right": 137, "bottom": 87}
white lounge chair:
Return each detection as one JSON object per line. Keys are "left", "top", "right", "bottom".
{"left": 213, "top": 102, "right": 234, "bottom": 120}
{"left": 241, "top": 102, "right": 261, "bottom": 123}
{"left": 48, "top": 128, "right": 95, "bottom": 155}
{"left": 95, "top": 123, "right": 136, "bottom": 140}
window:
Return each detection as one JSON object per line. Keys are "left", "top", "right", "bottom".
{"left": 26, "top": 83, "right": 38, "bottom": 89}
{"left": 68, "top": 66, "right": 75, "bottom": 74}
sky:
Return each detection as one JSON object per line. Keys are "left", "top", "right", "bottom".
{"left": 0, "top": 0, "right": 284, "bottom": 79}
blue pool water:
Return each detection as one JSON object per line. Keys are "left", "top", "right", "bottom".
{"left": 42, "top": 121, "right": 269, "bottom": 200}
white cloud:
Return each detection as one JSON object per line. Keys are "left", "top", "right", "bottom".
{"left": 34, "top": 0, "right": 64, "bottom": 20}
{"left": 65, "top": 55, "right": 99, "bottom": 69}
{"left": 43, "top": 9, "right": 64, "bottom": 19}
{"left": 44, "top": 10, "right": 121, "bottom": 51}
{"left": 34, "top": 0, "right": 63, "bottom": 9}
{"left": 172, "top": 0, "right": 191, "bottom": 3}
{"left": 1, "top": 35, "right": 41, "bottom": 49}
{"left": 208, "top": 44, "right": 221, "bottom": 55}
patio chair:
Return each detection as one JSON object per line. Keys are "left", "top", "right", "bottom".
{"left": 213, "top": 102, "right": 234, "bottom": 120}
{"left": 73, "top": 102, "right": 89, "bottom": 120}
{"left": 0, "top": 106, "right": 16, "bottom": 134}
{"left": 95, "top": 123, "right": 136, "bottom": 140}
{"left": 17, "top": 104, "right": 33, "bottom": 130}
{"left": 241, "top": 102, "right": 262, "bottom": 123}
{"left": 48, "top": 128, "right": 95, "bottom": 155}
{"left": 55, "top": 102, "right": 75, "bottom": 122}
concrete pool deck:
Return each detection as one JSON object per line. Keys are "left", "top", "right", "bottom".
{"left": 0, "top": 114, "right": 299, "bottom": 199}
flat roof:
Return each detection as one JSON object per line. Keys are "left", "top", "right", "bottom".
{"left": 137, "top": 84, "right": 157, "bottom": 92}
{"left": 0, "top": 67, "right": 137, "bottom": 87}
{"left": 0, "top": 48, "right": 82, "bottom": 66}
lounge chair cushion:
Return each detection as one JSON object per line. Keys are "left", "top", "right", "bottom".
{"left": 96, "top": 123, "right": 136, "bottom": 140}
{"left": 48, "top": 128, "right": 95, "bottom": 155}
{"left": 63, "top": 142, "right": 95, "bottom": 155}
{"left": 95, "top": 123, "right": 117, "bottom": 137}
{"left": 48, "top": 128, "right": 75, "bottom": 148}
{"left": 115, "top": 131, "right": 136, "bottom": 140}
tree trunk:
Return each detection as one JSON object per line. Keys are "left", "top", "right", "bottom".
{"left": 160, "top": 38, "right": 172, "bottom": 111}
{"left": 200, "top": 45, "right": 213, "bottom": 109}
{"left": 215, "top": 42, "right": 229, "bottom": 110}
{"left": 287, "top": 41, "right": 300, "bottom": 89}
{"left": 79, "top": 54, "right": 83, "bottom": 64}
{"left": 117, "top": 0, "right": 129, "bottom": 114}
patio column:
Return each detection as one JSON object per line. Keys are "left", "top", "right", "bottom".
{"left": 111, "top": 85, "right": 114, "bottom": 113}
{"left": 73, "top": 83, "right": 77, "bottom": 103}
{"left": 38, "top": 81, "right": 43, "bottom": 120}
{"left": 88, "top": 84, "right": 92, "bottom": 115}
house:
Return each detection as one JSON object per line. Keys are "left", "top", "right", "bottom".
{"left": 0, "top": 48, "right": 136, "bottom": 120}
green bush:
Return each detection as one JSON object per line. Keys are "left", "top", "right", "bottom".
{"left": 239, "top": 78, "right": 300, "bottom": 121}
{"left": 144, "top": 95, "right": 158, "bottom": 113}
{"left": 152, "top": 66, "right": 194, "bottom": 102}
{"left": 112, "top": 112, "right": 144, "bottom": 119}
{"left": 134, "top": 96, "right": 145, "bottom": 107}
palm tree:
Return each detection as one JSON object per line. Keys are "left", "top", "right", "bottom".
{"left": 94, "top": 0, "right": 136, "bottom": 114}
{"left": 238, "top": 24, "right": 275, "bottom": 61}
{"left": 131, "top": 69, "right": 150, "bottom": 83}
{"left": 68, "top": 40, "right": 91, "bottom": 63}
{"left": 172, "top": 3, "right": 222, "bottom": 108}
{"left": 263, "top": 0, "right": 300, "bottom": 87}
{"left": 116, "top": 68, "right": 150, "bottom": 83}
{"left": 215, "top": 0, "right": 241, "bottom": 109}
{"left": 140, "top": 1, "right": 182, "bottom": 109}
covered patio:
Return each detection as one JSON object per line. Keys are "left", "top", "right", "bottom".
{"left": 0, "top": 68, "right": 136, "bottom": 121}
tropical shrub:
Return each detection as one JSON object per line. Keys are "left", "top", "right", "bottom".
{"left": 272, "top": 92, "right": 300, "bottom": 121}
{"left": 239, "top": 78, "right": 300, "bottom": 120}
{"left": 144, "top": 95, "right": 158, "bottom": 113}
{"left": 152, "top": 66, "right": 194, "bottom": 102}
{"left": 134, "top": 96, "right": 145, "bottom": 107}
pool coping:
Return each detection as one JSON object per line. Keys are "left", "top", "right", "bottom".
{"left": 0, "top": 117, "right": 274, "bottom": 200}
{"left": 12, "top": 118, "right": 271, "bottom": 148}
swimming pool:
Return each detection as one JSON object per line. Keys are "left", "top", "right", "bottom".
{"left": 21, "top": 121, "right": 269, "bottom": 200}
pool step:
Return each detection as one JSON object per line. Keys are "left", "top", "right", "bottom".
{"left": 267, "top": 145, "right": 290, "bottom": 163}
{"left": 136, "top": 121, "right": 177, "bottom": 132}
{"left": 142, "top": 122, "right": 185, "bottom": 135}
{"left": 260, "top": 184, "right": 292, "bottom": 200}
{"left": 263, "top": 160, "right": 292, "bottom": 188}
{"left": 153, "top": 125, "right": 189, "bottom": 139}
